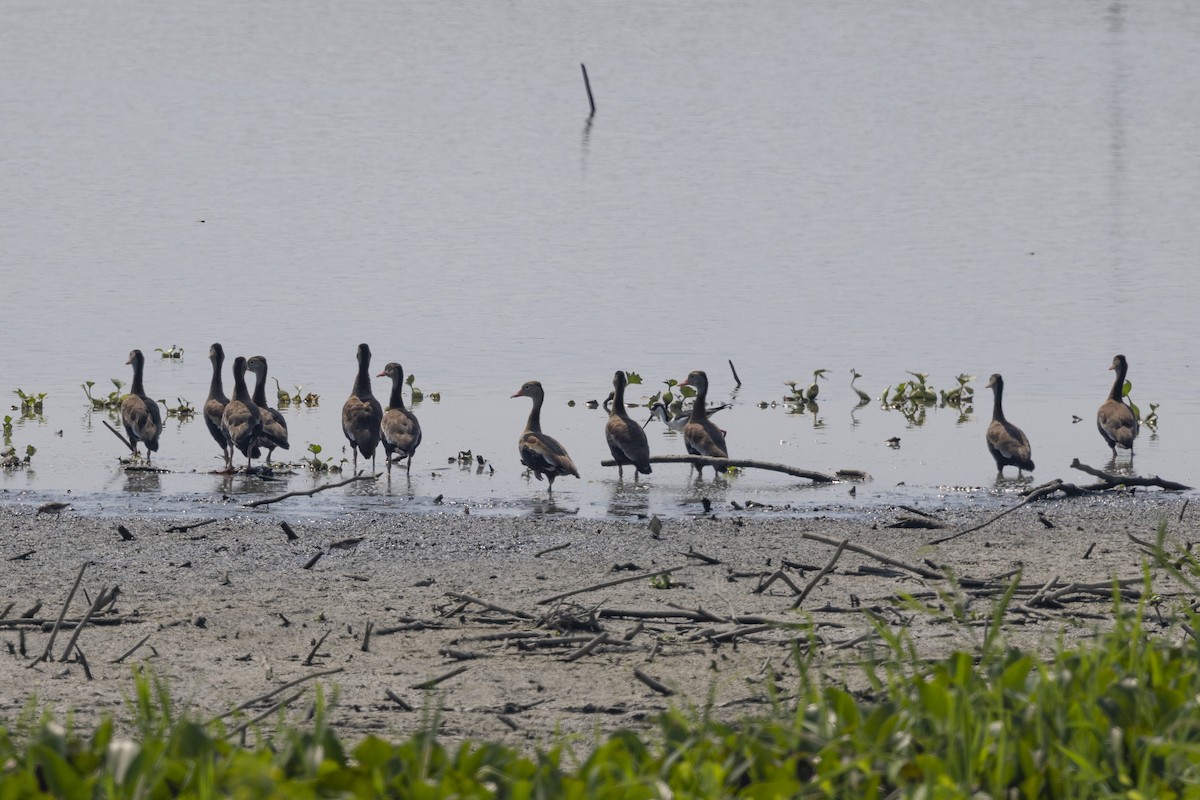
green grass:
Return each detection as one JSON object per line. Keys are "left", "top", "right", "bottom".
{"left": 7, "top": 539, "right": 1200, "bottom": 797}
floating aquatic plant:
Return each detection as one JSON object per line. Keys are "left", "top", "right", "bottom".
{"left": 405, "top": 373, "right": 424, "bottom": 403}
{"left": 82, "top": 379, "right": 125, "bottom": 411}
{"left": 12, "top": 389, "right": 46, "bottom": 417}
{"left": 302, "top": 443, "right": 341, "bottom": 473}
{"left": 160, "top": 398, "right": 196, "bottom": 418}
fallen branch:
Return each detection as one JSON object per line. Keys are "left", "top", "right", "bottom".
{"left": 243, "top": 473, "right": 381, "bottom": 508}
{"left": 794, "top": 539, "right": 847, "bottom": 608}
{"left": 599, "top": 455, "right": 835, "bottom": 483}
{"left": 536, "top": 564, "right": 695, "bottom": 606}
{"left": 213, "top": 666, "right": 345, "bottom": 722}
{"left": 444, "top": 592, "right": 536, "bottom": 620}
{"left": 304, "top": 630, "right": 331, "bottom": 665}
{"left": 800, "top": 532, "right": 942, "bottom": 580}
{"left": 411, "top": 665, "right": 468, "bottom": 689}
{"left": 102, "top": 421, "right": 136, "bottom": 454}
{"left": 633, "top": 668, "right": 674, "bottom": 696}
{"left": 110, "top": 633, "right": 152, "bottom": 664}
{"left": 1070, "top": 459, "right": 1192, "bottom": 491}
{"left": 225, "top": 690, "right": 306, "bottom": 739}
{"left": 166, "top": 518, "right": 219, "bottom": 533}
{"left": 927, "top": 480, "right": 1066, "bottom": 545}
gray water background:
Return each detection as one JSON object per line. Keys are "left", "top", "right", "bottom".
{"left": 3, "top": 1, "right": 1199, "bottom": 518}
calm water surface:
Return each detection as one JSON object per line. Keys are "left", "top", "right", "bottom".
{"left": 3, "top": 1, "right": 1199, "bottom": 519}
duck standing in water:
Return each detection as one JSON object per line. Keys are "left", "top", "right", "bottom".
{"left": 512, "top": 380, "right": 579, "bottom": 492}
{"left": 341, "top": 343, "right": 384, "bottom": 472}
{"left": 203, "top": 343, "right": 232, "bottom": 470}
{"left": 246, "top": 355, "right": 290, "bottom": 464}
{"left": 1097, "top": 354, "right": 1139, "bottom": 457}
{"left": 378, "top": 362, "right": 422, "bottom": 476}
{"left": 984, "top": 374, "right": 1034, "bottom": 475}
{"left": 120, "top": 349, "right": 163, "bottom": 462}
{"left": 605, "top": 370, "right": 651, "bottom": 480}
{"left": 678, "top": 370, "right": 728, "bottom": 476}
{"left": 221, "top": 356, "right": 263, "bottom": 472}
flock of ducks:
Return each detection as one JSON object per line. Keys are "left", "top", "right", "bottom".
{"left": 116, "top": 346, "right": 1142, "bottom": 492}
{"left": 985, "top": 354, "right": 1139, "bottom": 476}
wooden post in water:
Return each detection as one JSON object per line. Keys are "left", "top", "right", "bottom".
{"left": 580, "top": 63, "right": 596, "bottom": 117}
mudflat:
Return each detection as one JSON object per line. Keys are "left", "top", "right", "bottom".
{"left": 0, "top": 494, "right": 1190, "bottom": 746}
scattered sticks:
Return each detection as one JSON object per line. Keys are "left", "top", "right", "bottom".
{"left": 243, "top": 473, "right": 380, "bottom": 508}
{"left": 794, "top": 539, "right": 848, "bottom": 608}
{"left": 214, "top": 666, "right": 345, "bottom": 722}
{"left": 31, "top": 562, "right": 88, "bottom": 667}
{"left": 599, "top": 455, "right": 835, "bottom": 482}
{"left": 536, "top": 564, "right": 696, "bottom": 606}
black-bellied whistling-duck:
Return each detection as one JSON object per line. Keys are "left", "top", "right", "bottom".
{"left": 246, "top": 355, "right": 289, "bottom": 464}
{"left": 342, "top": 343, "right": 383, "bottom": 472}
{"left": 512, "top": 380, "right": 579, "bottom": 492}
{"left": 678, "top": 370, "right": 728, "bottom": 476}
{"left": 378, "top": 362, "right": 422, "bottom": 476}
{"left": 204, "top": 343, "right": 232, "bottom": 470}
{"left": 1098, "top": 354, "right": 1139, "bottom": 456}
{"left": 605, "top": 370, "right": 651, "bottom": 480}
{"left": 985, "top": 374, "right": 1034, "bottom": 475}
{"left": 221, "top": 356, "right": 263, "bottom": 471}
{"left": 119, "top": 349, "right": 163, "bottom": 462}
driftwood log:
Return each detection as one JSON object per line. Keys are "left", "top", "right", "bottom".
{"left": 1069, "top": 459, "right": 1192, "bottom": 491}
{"left": 243, "top": 473, "right": 380, "bottom": 508}
{"left": 599, "top": 455, "right": 835, "bottom": 483}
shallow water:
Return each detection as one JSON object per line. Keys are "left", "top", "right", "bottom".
{"left": 2, "top": 1, "right": 1198, "bottom": 518}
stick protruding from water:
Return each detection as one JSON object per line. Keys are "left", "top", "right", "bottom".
{"left": 581, "top": 63, "right": 596, "bottom": 117}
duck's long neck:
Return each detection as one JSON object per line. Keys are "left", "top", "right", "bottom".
{"left": 251, "top": 369, "right": 268, "bottom": 407}
{"left": 131, "top": 359, "right": 145, "bottom": 396}
{"left": 690, "top": 384, "right": 708, "bottom": 421}
{"left": 1109, "top": 366, "right": 1126, "bottom": 403}
{"left": 353, "top": 359, "right": 372, "bottom": 398}
{"left": 991, "top": 383, "right": 1006, "bottom": 423}
{"left": 525, "top": 393, "right": 543, "bottom": 433}
{"left": 233, "top": 369, "right": 252, "bottom": 404}
{"left": 611, "top": 380, "right": 629, "bottom": 419}
{"left": 389, "top": 375, "right": 406, "bottom": 410}
{"left": 209, "top": 356, "right": 225, "bottom": 401}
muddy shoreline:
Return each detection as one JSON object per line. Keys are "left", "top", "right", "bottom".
{"left": 0, "top": 494, "right": 1192, "bottom": 746}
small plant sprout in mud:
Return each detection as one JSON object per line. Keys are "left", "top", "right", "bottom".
{"left": 13, "top": 389, "right": 46, "bottom": 417}
{"left": 405, "top": 373, "right": 424, "bottom": 403}
{"left": 154, "top": 345, "right": 184, "bottom": 359}
{"left": 82, "top": 378, "right": 124, "bottom": 410}
{"left": 302, "top": 443, "right": 342, "bottom": 473}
